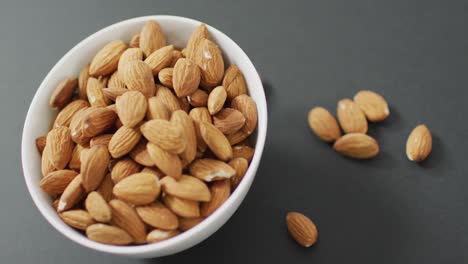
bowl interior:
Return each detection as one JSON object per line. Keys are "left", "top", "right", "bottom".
{"left": 22, "top": 15, "right": 267, "bottom": 257}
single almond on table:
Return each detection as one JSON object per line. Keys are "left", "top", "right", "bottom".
{"left": 201, "top": 179, "right": 230, "bottom": 217}
{"left": 108, "top": 71, "right": 126, "bottom": 89}
{"left": 81, "top": 145, "right": 110, "bottom": 192}
{"left": 406, "top": 124, "right": 432, "bottom": 162}
{"left": 213, "top": 108, "right": 246, "bottom": 135}
{"left": 185, "top": 23, "right": 208, "bottom": 60}
{"left": 333, "top": 133, "right": 379, "bottom": 159}
{"left": 231, "top": 94, "right": 258, "bottom": 135}
{"left": 147, "top": 229, "right": 180, "bottom": 243}
{"left": 173, "top": 58, "right": 201, "bottom": 97}
{"left": 139, "top": 20, "right": 166, "bottom": 57}
{"left": 96, "top": 174, "right": 114, "bottom": 202}
{"left": 89, "top": 40, "right": 127, "bottom": 76}
{"left": 171, "top": 110, "right": 197, "bottom": 164}
{"left": 353, "top": 90, "right": 389, "bottom": 122}
{"left": 160, "top": 175, "right": 211, "bottom": 202}
{"left": 222, "top": 64, "right": 247, "bottom": 100}
{"left": 158, "top": 68, "right": 173, "bottom": 88}
{"left": 145, "top": 45, "right": 174, "bottom": 75}
{"left": 118, "top": 48, "right": 143, "bottom": 78}
{"left": 54, "top": 99, "right": 89, "bottom": 128}
{"left": 110, "top": 157, "right": 141, "bottom": 184}
{"left": 50, "top": 77, "right": 78, "bottom": 109}
{"left": 146, "top": 142, "right": 182, "bottom": 180}
{"left": 228, "top": 157, "right": 248, "bottom": 189}
{"left": 90, "top": 134, "right": 113, "bottom": 147}
{"left": 200, "top": 121, "right": 233, "bottom": 161}
{"left": 308, "top": 107, "right": 341, "bottom": 142}
{"left": 193, "top": 38, "right": 225, "bottom": 90}
{"left": 129, "top": 139, "right": 155, "bottom": 167}
{"left": 232, "top": 145, "right": 254, "bottom": 162}
{"left": 147, "top": 96, "right": 171, "bottom": 120}
{"left": 140, "top": 119, "right": 186, "bottom": 154}
{"left": 187, "top": 89, "right": 208, "bottom": 107}
{"left": 178, "top": 217, "right": 204, "bottom": 231}
{"left": 163, "top": 194, "right": 200, "bottom": 218}
{"left": 40, "top": 170, "right": 78, "bottom": 195}
{"left": 154, "top": 85, "right": 181, "bottom": 113}
{"left": 46, "top": 126, "right": 74, "bottom": 170}
{"left": 113, "top": 173, "right": 160, "bottom": 205}
{"left": 337, "top": 99, "right": 368, "bottom": 134}
{"left": 60, "top": 210, "right": 95, "bottom": 230}
{"left": 36, "top": 135, "right": 47, "bottom": 154}
{"left": 85, "top": 191, "right": 112, "bottom": 223}
{"left": 189, "top": 159, "right": 235, "bottom": 182}
{"left": 121, "top": 60, "right": 155, "bottom": 98}
{"left": 58, "top": 175, "right": 85, "bottom": 212}
{"left": 286, "top": 212, "right": 318, "bottom": 247}
{"left": 207, "top": 86, "right": 227, "bottom": 115}
{"left": 189, "top": 107, "right": 212, "bottom": 152}
{"left": 86, "top": 223, "right": 133, "bottom": 245}
{"left": 136, "top": 202, "right": 179, "bottom": 230}
{"left": 78, "top": 65, "right": 90, "bottom": 99}
{"left": 109, "top": 199, "right": 147, "bottom": 244}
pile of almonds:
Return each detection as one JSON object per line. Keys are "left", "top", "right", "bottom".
{"left": 36, "top": 21, "right": 258, "bottom": 245}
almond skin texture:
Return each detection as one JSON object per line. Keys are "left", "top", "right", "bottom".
{"left": 189, "top": 107, "right": 212, "bottom": 152}
{"left": 146, "top": 229, "right": 180, "bottom": 243}
{"left": 178, "top": 217, "right": 204, "bottom": 231}
{"left": 333, "top": 133, "right": 379, "bottom": 159}
{"left": 89, "top": 40, "right": 127, "bottom": 76}
{"left": 337, "top": 99, "right": 368, "bottom": 134}
{"left": 160, "top": 175, "right": 211, "bottom": 202}
{"left": 116, "top": 91, "right": 147, "bottom": 127}
{"left": 46, "top": 126, "right": 74, "bottom": 170}
{"left": 222, "top": 65, "right": 248, "bottom": 100}
{"left": 189, "top": 159, "right": 235, "bottom": 182}
{"left": 97, "top": 174, "right": 114, "bottom": 202}
{"left": 147, "top": 142, "right": 182, "bottom": 180}
{"left": 231, "top": 95, "right": 258, "bottom": 135}
{"left": 308, "top": 107, "right": 341, "bottom": 142}
{"left": 227, "top": 130, "right": 250, "bottom": 146}
{"left": 50, "top": 78, "right": 78, "bottom": 109}
{"left": 228, "top": 157, "right": 248, "bottom": 189}
{"left": 185, "top": 24, "right": 208, "bottom": 60}
{"left": 85, "top": 192, "right": 112, "bottom": 222}
{"left": 40, "top": 170, "right": 78, "bottom": 195}
{"left": 130, "top": 139, "right": 155, "bottom": 167}
{"left": 173, "top": 58, "right": 201, "bottom": 97}
{"left": 141, "top": 167, "right": 165, "bottom": 178}
{"left": 54, "top": 100, "right": 89, "bottom": 128}
{"left": 163, "top": 194, "right": 200, "bottom": 218}
{"left": 121, "top": 60, "right": 155, "bottom": 98}
{"left": 147, "top": 97, "right": 171, "bottom": 120}
{"left": 113, "top": 173, "right": 160, "bottom": 205}
{"left": 90, "top": 134, "right": 113, "bottom": 148}
{"left": 193, "top": 38, "right": 224, "bottom": 90}
{"left": 170, "top": 50, "right": 184, "bottom": 67}
{"left": 145, "top": 45, "right": 174, "bottom": 75}
{"left": 207, "top": 86, "right": 227, "bottom": 115}
{"left": 158, "top": 68, "right": 173, "bottom": 88}
{"left": 139, "top": 20, "right": 166, "bottom": 57}
{"left": 353, "top": 90, "right": 390, "bottom": 122}
{"left": 118, "top": 48, "right": 143, "bottom": 78}
{"left": 154, "top": 85, "right": 181, "bottom": 113}
{"left": 136, "top": 202, "right": 179, "bottom": 230}
{"left": 232, "top": 145, "right": 254, "bottom": 162}
{"left": 109, "top": 199, "right": 147, "bottom": 244}
{"left": 108, "top": 71, "right": 126, "bottom": 89}
{"left": 81, "top": 145, "right": 110, "bottom": 192}
{"left": 213, "top": 108, "right": 246, "bottom": 135}
{"left": 103, "top": 87, "right": 128, "bottom": 102}
{"left": 58, "top": 175, "right": 85, "bottom": 212}
{"left": 286, "top": 212, "right": 318, "bottom": 247}
{"left": 200, "top": 121, "right": 233, "bottom": 161}
{"left": 187, "top": 89, "right": 208, "bottom": 107}
{"left": 406, "top": 124, "right": 432, "bottom": 162}
{"left": 171, "top": 110, "right": 197, "bottom": 164}
{"left": 141, "top": 119, "right": 186, "bottom": 154}
{"left": 111, "top": 158, "right": 141, "bottom": 184}
{"left": 201, "top": 179, "right": 230, "bottom": 217}
{"left": 68, "top": 144, "right": 84, "bottom": 170}
{"left": 78, "top": 65, "right": 90, "bottom": 99}
{"left": 60, "top": 210, "right": 95, "bottom": 230}
{"left": 129, "top": 34, "right": 140, "bottom": 48}
{"left": 86, "top": 223, "right": 133, "bottom": 245}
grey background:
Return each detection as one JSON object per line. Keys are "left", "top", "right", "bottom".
{"left": 1, "top": 0, "right": 467, "bottom": 263}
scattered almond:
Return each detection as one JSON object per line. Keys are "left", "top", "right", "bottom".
{"left": 337, "top": 99, "right": 368, "bottom": 133}
{"left": 308, "top": 107, "right": 341, "bottom": 142}
{"left": 333, "top": 133, "right": 379, "bottom": 159}
{"left": 286, "top": 212, "right": 318, "bottom": 247}
{"left": 353, "top": 90, "right": 389, "bottom": 122}
{"left": 406, "top": 124, "right": 432, "bottom": 162}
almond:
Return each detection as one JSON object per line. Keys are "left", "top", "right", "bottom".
{"left": 213, "top": 108, "right": 246, "bottom": 134}
{"left": 154, "top": 85, "right": 181, "bottom": 113}
{"left": 60, "top": 210, "right": 95, "bottom": 230}
{"left": 158, "top": 68, "right": 173, "bottom": 88}
{"left": 141, "top": 167, "right": 164, "bottom": 178}
{"left": 139, "top": 20, "right": 166, "bottom": 57}
{"left": 140, "top": 119, "right": 186, "bottom": 154}
{"left": 163, "top": 194, "right": 200, "bottom": 218}
{"left": 97, "top": 75, "right": 109, "bottom": 87}
{"left": 89, "top": 134, "right": 113, "bottom": 147}
{"left": 69, "top": 108, "right": 92, "bottom": 145}
{"left": 231, "top": 95, "right": 258, "bottom": 135}
{"left": 200, "top": 121, "right": 232, "bottom": 161}
{"left": 178, "top": 97, "right": 191, "bottom": 113}
{"left": 185, "top": 24, "right": 208, "bottom": 60}
{"left": 170, "top": 50, "right": 184, "bottom": 67}
{"left": 178, "top": 217, "right": 204, "bottom": 231}
{"left": 81, "top": 145, "right": 110, "bottom": 192}
{"left": 129, "top": 139, "right": 155, "bottom": 166}
{"left": 406, "top": 124, "right": 432, "bottom": 162}
{"left": 207, "top": 86, "right": 227, "bottom": 115}
{"left": 189, "top": 159, "right": 235, "bottom": 182}
{"left": 227, "top": 130, "right": 250, "bottom": 145}
{"left": 146, "top": 229, "right": 180, "bottom": 243}
{"left": 146, "top": 142, "right": 182, "bottom": 180}
{"left": 109, "top": 199, "right": 147, "bottom": 243}
{"left": 353, "top": 90, "right": 389, "bottom": 122}
{"left": 103, "top": 87, "right": 128, "bottom": 102}
{"left": 87, "top": 77, "right": 110, "bottom": 107}
{"left": 333, "top": 133, "right": 379, "bottom": 159}
{"left": 228, "top": 157, "right": 248, "bottom": 189}
{"left": 89, "top": 40, "right": 127, "bottom": 76}
{"left": 129, "top": 34, "right": 140, "bottom": 48}
{"left": 118, "top": 48, "right": 143, "bottom": 78}
{"left": 286, "top": 212, "right": 318, "bottom": 247}
{"left": 116, "top": 91, "right": 147, "bottom": 127}
{"left": 68, "top": 144, "right": 84, "bottom": 170}
{"left": 40, "top": 170, "right": 78, "bottom": 195}
{"left": 144, "top": 45, "right": 174, "bottom": 75}
{"left": 200, "top": 179, "right": 230, "bottom": 217}
{"left": 41, "top": 146, "right": 57, "bottom": 177}
{"left": 337, "top": 99, "right": 368, "bottom": 134}
{"left": 308, "top": 107, "right": 341, "bottom": 142}
{"left": 50, "top": 78, "right": 78, "bottom": 109}
{"left": 189, "top": 107, "right": 212, "bottom": 152}
{"left": 36, "top": 135, "right": 47, "bottom": 154}
{"left": 147, "top": 96, "right": 171, "bottom": 120}
{"left": 171, "top": 110, "right": 197, "bottom": 164}
{"left": 193, "top": 39, "right": 224, "bottom": 90}
{"left": 108, "top": 71, "right": 126, "bottom": 89}
{"left": 113, "top": 173, "right": 160, "bottom": 205}
{"left": 85, "top": 191, "right": 112, "bottom": 222}
{"left": 58, "top": 175, "right": 85, "bottom": 212}
{"left": 78, "top": 65, "right": 90, "bottom": 99}
{"left": 111, "top": 157, "right": 141, "bottom": 184}
{"left": 80, "top": 107, "right": 117, "bottom": 138}
{"left": 96, "top": 173, "right": 114, "bottom": 202}
{"left": 121, "top": 60, "right": 155, "bottom": 98}
{"left": 46, "top": 126, "right": 74, "bottom": 169}
{"left": 86, "top": 223, "right": 133, "bottom": 245}
{"left": 187, "top": 89, "right": 208, "bottom": 107}
{"left": 232, "top": 145, "right": 254, "bottom": 162}
{"left": 173, "top": 58, "right": 201, "bottom": 97}
{"left": 54, "top": 100, "right": 89, "bottom": 128}
{"left": 136, "top": 202, "right": 179, "bottom": 230}
{"left": 222, "top": 65, "right": 247, "bottom": 100}
{"left": 160, "top": 175, "right": 211, "bottom": 202}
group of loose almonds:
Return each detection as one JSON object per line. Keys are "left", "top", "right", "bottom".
{"left": 307, "top": 90, "right": 432, "bottom": 162}
{"left": 36, "top": 20, "right": 258, "bottom": 246}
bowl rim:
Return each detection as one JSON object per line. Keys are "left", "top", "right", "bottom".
{"left": 21, "top": 15, "right": 267, "bottom": 256}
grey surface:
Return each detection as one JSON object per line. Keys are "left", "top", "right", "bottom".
{"left": 2, "top": 0, "right": 468, "bottom": 263}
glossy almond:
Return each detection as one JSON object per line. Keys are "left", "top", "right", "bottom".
{"left": 160, "top": 175, "right": 211, "bottom": 202}
{"left": 213, "top": 108, "right": 246, "bottom": 134}
{"left": 121, "top": 60, "right": 155, "bottom": 98}
{"left": 406, "top": 124, "right": 432, "bottom": 162}
{"left": 228, "top": 157, "right": 248, "bottom": 189}
{"left": 85, "top": 192, "right": 112, "bottom": 222}
{"left": 163, "top": 194, "right": 200, "bottom": 218}
{"left": 337, "top": 99, "right": 368, "bottom": 134}
{"left": 200, "top": 121, "right": 232, "bottom": 161}
{"left": 60, "top": 210, "right": 95, "bottom": 230}
{"left": 187, "top": 89, "right": 208, "bottom": 107}
{"left": 54, "top": 100, "right": 89, "bottom": 128}
{"left": 147, "top": 96, "right": 171, "bottom": 120}
{"left": 154, "top": 85, "right": 181, "bottom": 113}
{"left": 201, "top": 179, "right": 230, "bottom": 217}
{"left": 50, "top": 77, "right": 78, "bottom": 109}
{"left": 171, "top": 110, "right": 197, "bottom": 164}
{"left": 207, "top": 86, "right": 227, "bottom": 115}
{"left": 40, "top": 170, "right": 78, "bottom": 195}
{"left": 231, "top": 95, "right": 258, "bottom": 135}
{"left": 189, "top": 159, "right": 235, "bottom": 182}
{"left": 139, "top": 20, "right": 166, "bottom": 57}
{"left": 129, "top": 139, "right": 155, "bottom": 166}
{"left": 146, "top": 229, "right": 180, "bottom": 243}
{"left": 158, "top": 68, "right": 173, "bottom": 88}
{"left": 232, "top": 145, "right": 254, "bottom": 162}
{"left": 354, "top": 90, "right": 390, "bottom": 122}
{"left": 110, "top": 157, "right": 141, "bottom": 184}
{"left": 89, "top": 40, "right": 127, "bottom": 76}
{"left": 308, "top": 107, "right": 341, "bottom": 142}
{"left": 189, "top": 107, "right": 212, "bottom": 152}
{"left": 118, "top": 48, "right": 143, "bottom": 78}
{"left": 185, "top": 24, "right": 208, "bottom": 60}
{"left": 193, "top": 38, "right": 224, "bottom": 89}
{"left": 173, "top": 58, "right": 201, "bottom": 97}
{"left": 113, "top": 173, "right": 160, "bottom": 205}
{"left": 46, "top": 126, "right": 74, "bottom": 170}
{"left": 222, "top": 65, "right": 247, "bottom": 100}
{"left": 116, "top": 90, "right": 147, "bottom": 127}
{"left": 141, "top": 119, "right": 186, "bottom": 154}
{"left": 58, "top": 175, "right": 85, "bottom": 212}
{"left": 146, "top": 142, "right": 182, "bottom": 180}
{"left": 333, "top": 133, "right": 379, "bottom": 159}
{"left": 286, "top": 212, "right": 318, "bottom": 247}
{"left": 81, "top": 145, "right": 110, "bottom": 192}
{"left": 136, "top": 202, "right": 179, "bottom": 230}
{"left": 145, "top": 45, "right": 174, "bottom": 75}
{"left": 109, "top": 199, "right": 146, "bottom": 244}
{"left": 86, "top": 223, "right": 133, "bottom": 245}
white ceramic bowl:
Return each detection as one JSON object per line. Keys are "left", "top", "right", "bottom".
{"left": 21, "top": 15, "right": 267, "bottom": 258}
